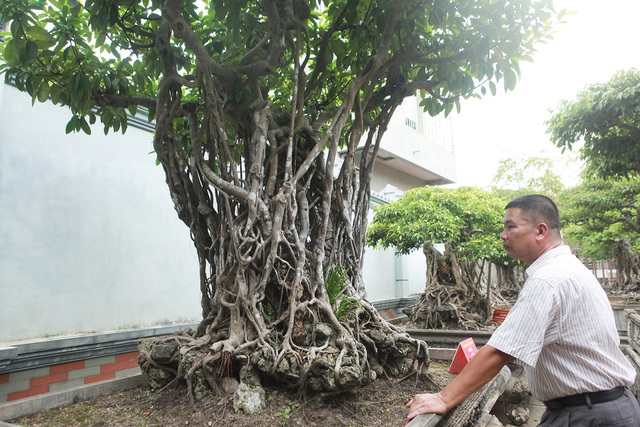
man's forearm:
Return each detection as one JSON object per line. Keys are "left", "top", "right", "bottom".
{"left": 438, "top": 345, "right": 513, "bottom": 410}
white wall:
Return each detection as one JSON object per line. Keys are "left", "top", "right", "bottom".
{"left": 0, "top": 84, "right": 450, "bottom": 342}
{"left": 369, "top": 161, "right": 428, "bottom": 193}
{"left": 363, "top": 193, "right": 429, "bottom": 302}
{"left": 0, "top": 85, "right": 202, "bottom": 343}
{"left": 361, "top": 246, "right": 397, "bottom": 300}
{"left": 405, "top": 250, "right": 427, "bottom": 295}
{"left": 362, "top": 236, "right": 427, "bottom": 302}
{"left": 381, "top": 112, "right": 457, "bottom": 185}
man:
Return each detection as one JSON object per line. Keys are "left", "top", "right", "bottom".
{"left": 406, "top": 194, "right": 640, "bottom": 426}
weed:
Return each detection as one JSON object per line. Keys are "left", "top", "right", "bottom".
{"left": 325, "top": 265, "right": 362, "bottom": 321}
{"left": 274, "top": 403, "right": 300, "bottom": 419}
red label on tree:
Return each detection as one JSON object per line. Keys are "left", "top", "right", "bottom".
{"left": 448, "top": 337, "right": 478, "bottom": 374}
{"left": 491, "top": 309, "right": 510, "bottom": 323}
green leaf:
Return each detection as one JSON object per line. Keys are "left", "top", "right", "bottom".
{"left": 3, "top": 38, "right": 19, "bottom": 64}
{"left": 503, "top": 68, "right": 517, "bottom": 92}
{"left": 79, "top": 116, "right": 92, "bottom": 135}
{"left": 444, "top": 102, "right": 453, "bottom": 117}
{"left": 25, "top": 26, "right": 56, "bottom": 49}
{"left": 23, "top": 40, "right": 38, "bottom": 64}
{"left": 65, "top": 116, "right": 77, "bottom": 134}
{"left": 37, "top": 81, "right": 50, "bottom": 102}
{"left": 96, "top": 31, "right": 107, "bottom": 48}
{"left": 50, "top": 86, "right": 62, "bottom": 104}
{"left": 10, "top": 20, "right": 22, "bottom": 39}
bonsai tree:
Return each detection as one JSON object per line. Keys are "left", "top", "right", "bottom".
{"left": 0, "top": 0, "right": 558, "bottom": 400}
{"left": 367, "top": 186, "right": 508, "bottom": 329}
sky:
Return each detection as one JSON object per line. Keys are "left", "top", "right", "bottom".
{"left": 447, "top": 0, "right": 640, "bottom": 189}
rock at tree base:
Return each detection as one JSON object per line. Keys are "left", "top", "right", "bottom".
{"left": 233, "top": 382, "right": 266, "bottom": 414}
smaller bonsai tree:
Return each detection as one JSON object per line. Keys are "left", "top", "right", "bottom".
{"left": 367, "top": 186, "right": 507, "bottom": 329}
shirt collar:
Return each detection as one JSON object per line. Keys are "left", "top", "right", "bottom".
{"left": 526, "top": 245, "right": 571, "bottom": 277}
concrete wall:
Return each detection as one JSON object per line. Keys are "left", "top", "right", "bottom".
{"left": 369, "top": 161, "right": 429, "bottom": 194}
{"left": 380, "top": 109, "right": 457, "bottom": 186}
{"left": 1, "top": 83, "right": 454, "bottom": 343}
{"left": 0, "top": 84, "right": 202, "bottom": 343}
{"left": 362, "top": 190, "right": 431, "bottom": 303}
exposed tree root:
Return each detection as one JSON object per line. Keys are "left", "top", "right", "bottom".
{"left": 139, "top": 300, "right": 429, "bottom": 403}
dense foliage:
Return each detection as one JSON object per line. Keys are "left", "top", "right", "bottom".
{"left": 561, "top": 176, "right": 640, "bottom": 290}
{"left": 367, "top": 186, "right": 504, "bottom": 259}
{"left": 547, "top": 68, "right": 640, "bottom": 290}
{"left": 547, "top": 68, "right": 640, "bottom": 179}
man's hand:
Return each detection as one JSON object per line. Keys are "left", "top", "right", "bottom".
{"left": 404, "top": 346, "right": 512, "bottom": 423}
{"left": 405, "top": 392, "right": 448, "bottom": 422}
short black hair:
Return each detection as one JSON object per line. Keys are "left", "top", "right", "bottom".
{"left": 505, "top": 194, "right": 560, "bottom": 230}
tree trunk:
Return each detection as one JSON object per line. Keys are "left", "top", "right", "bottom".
{"left": 403, "top": 242, "right": 489, "bottom": 330}
{"left": 612, "top": 239, "right": 640, "bottom": 292}
{"left": 137, "top": 12, "right": 428, "bottom": 399}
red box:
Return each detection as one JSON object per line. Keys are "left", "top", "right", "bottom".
{"left": 448, "top": 337, "right": 478, "bottom": 374}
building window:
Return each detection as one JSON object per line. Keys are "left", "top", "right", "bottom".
{"left": 402, "top": 96, "right": 419, "bottom": 132}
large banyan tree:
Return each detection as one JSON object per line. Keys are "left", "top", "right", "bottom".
{"left": 0, "top": 0, "right": 557, "bottom": 398}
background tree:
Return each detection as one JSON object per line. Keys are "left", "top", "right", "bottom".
{"left": 547, "top": 68, "right": 640, "bottom": 179}
{"left": 560, "top": 176, "right": 640, "bottom": 292}
{"left": 0, "top": 0, "right": 558, "bottom": 399}
{"left": 366, "top": 186, "right": 507, "bottom": 329}
{"left": 490, "top": 155, "right": 566, "bottom": 200}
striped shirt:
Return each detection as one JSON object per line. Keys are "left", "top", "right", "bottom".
{"left": 487, "top": 245, "right": 636, "bottom": 402}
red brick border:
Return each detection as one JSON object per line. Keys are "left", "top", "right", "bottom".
{"left": 85, "top": 351, "right": 139, "bottom": 384}
{"left": 8, "top": 386, "right": 49, "bottom": 401}
{"left": 3, "top": 351, "right": 141, "bottom": 402}
{"left": 50, "top": 360, "right": 85, "bottom": 374}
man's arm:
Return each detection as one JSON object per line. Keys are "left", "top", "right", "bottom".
{"left": 406, "top": 345, "right": 513, "bottom": 422}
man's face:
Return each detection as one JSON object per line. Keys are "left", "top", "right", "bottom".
{"left": 500, "top": 207, "right": 539, "bottom": 264}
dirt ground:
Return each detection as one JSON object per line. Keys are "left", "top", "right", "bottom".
{"left": 9, "top": 360, "right": 456, "bottom": 427}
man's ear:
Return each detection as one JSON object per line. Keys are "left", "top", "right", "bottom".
{"left": 536, "top": 223, "right": 548, "bottom": 240}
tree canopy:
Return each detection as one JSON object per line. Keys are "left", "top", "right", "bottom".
{"left": 367, "top": 186, "right": 504, "bottom": 260}
{"left": 490, "top": 155, "right": 565, "bottom": 201}
{"left": 0, "top": 0, "right": 560, "bottom": 400}
{"left": 1, "top": 0, "right": 559, "bottom": 134}
{"left": 547, "top": 68, "right": 640, "bottom": 179}
{"left": 560, "top": 175, "right": 640, "bottom": 290}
